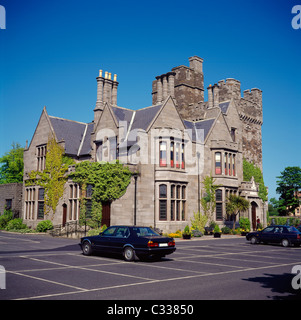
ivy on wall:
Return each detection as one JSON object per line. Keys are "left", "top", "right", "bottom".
{"left": 69, "top": 161, "right": 132, "bottom": 226}
{"left": 243, "top": 159, "right": 268, "bottom": 202}
{"left": 26, "top": 136, "right": 74, "bottom": 218}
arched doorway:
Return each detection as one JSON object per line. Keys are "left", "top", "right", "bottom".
{"left": 251, "top": 202, "right": 258, "bottom": 231}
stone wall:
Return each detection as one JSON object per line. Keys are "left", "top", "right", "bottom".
{"left": 0, "top": 183, "right": 23, "bottom": 217}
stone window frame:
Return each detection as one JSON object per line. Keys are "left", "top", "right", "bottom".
{"left": 95, "top": 136, "right": 117, "bottom": 162}
{"left": 25, "top": 187, "right": 36, "bottom": 220}
{"left": 158, "top": 136, "right": 185, "bottom": 170}
{"left": 69, "top": 183, "right": 80, "bottom": 221}
{"left": 36, "top": 144, "right": 47, "bottom": 171}
{"left": 214, "top": 150, "right": 237, "bottom": 177}
{"left": 37, "top": 188, "right": 45, "bottom": 220}
{"left": 158, "top": 182, "right": 187, "bottom": 222}
{"left": 215, "top": 189, "right": 223, "bottom": 221}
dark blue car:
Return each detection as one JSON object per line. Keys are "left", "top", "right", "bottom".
{"left": 246, "top": 225, "right": 301, "bottom": 247}
{"left": 79, "top": 226, "right": 176, "bottom": 261}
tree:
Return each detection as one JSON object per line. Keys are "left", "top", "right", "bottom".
{"left": 0, "top": 142, "right": 24, "bottom": 184}
{"left": 243, "top": 159, "right": 268, "bottom": 202}
{"left": 268, "top": 197, "right": 280, "bottom": 216}
{"left": 27, "top": 136, "right": 74, "bottom": 218}
{"left": 200, "top": 175, "right": 221, "bottom": 223}
{"left": 276, "top": 166, "right": 301, "bottom": 216}
{"left": 226, "top": 195, "right": 250, "bottom": 230}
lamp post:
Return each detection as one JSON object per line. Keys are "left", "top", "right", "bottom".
{"left": 133, "top": 173, "right": 138, "bottom": 226}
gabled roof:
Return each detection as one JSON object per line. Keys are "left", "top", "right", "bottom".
{"left": 49, "top": 116, "right": 92, "bottom": 156}
{"left": 219, "top": 101, "right": 230, "bottom": 114}
{"left": 111, "top": 104, "right": 162, "bottom": 132}
{"left": 183, "top": 118, "right": 215, "bottom": 142}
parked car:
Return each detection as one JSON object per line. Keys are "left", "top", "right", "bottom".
{"left": 79, "top": 225, "right": 176, "bottom": 261}
{"left": 246, "top": 225, "right": 301, "bottom": 247}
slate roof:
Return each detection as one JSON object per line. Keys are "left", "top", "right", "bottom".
{"left": 48, "top": 100, "right": 219, "bottom": 156}
{"left": 49, "top": 116, "right": 92, "bottom": 156}
{"left": 219, "top": 101, "right": 230, "bottom": 114}
{"left": 183, "top": 118, "right": 215, "bottom": 142}
{"left": 111, "top": 104, "right": 162, "bottom": 131}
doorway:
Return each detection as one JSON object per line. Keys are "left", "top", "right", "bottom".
{"left": 101, "top": 201, "right": 111, "bottom": 227}
{"left": 62, "top": 204, "right": 67, "bottom": 227}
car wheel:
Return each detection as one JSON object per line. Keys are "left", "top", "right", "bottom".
{"left": 281, "top": 239, "right": 290, "bottom": 247}
{"left": 250, "top": 236, "right": 258, "bottom": 244}
{"left": 82, "top": 241, "right": 92, "bottom": 256}
{"left": 124, "top": 246, "right": 135, "bottom": 262}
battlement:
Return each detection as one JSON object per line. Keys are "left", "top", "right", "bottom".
{"left": 152, "top": 56, "right": 204, "bottom": 118}
{"left": 243, "top": 88, "right": 262, "bottom": 108}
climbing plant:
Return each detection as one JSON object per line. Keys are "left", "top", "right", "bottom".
{"left": 69, "top": 161, "right": 132, "bottom": 226}
{"left": 243, "top": 159, "right": 268, "bottom": 202}
{"left": 26, "top": 136, "right": 74, "bottom": 218}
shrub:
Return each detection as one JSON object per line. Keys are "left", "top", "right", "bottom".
{"left": 36, "top": 220, "right": 53, "bottom": 232}
{"left": 190, "top": 212, "right": 208, "bottom": 234}
{"left": 239, "top": 217, "right": 250, "bottom": 231}
{"left": 87, "top": 228, "right": 101, "bottom": 236}
{"left": 192, "top": 229, "right": 203, "bottom": 237}
{"left": 221, "top": 226, "right": 231, "bottom": 234}
{"left": 183, "top": 225, "right": 191, "bottom": 235}
{"left": 6, "top": 218, "right": 27, "bottom": 231}
{"left": 0, "top": 210, "right": 13, "bottom": 229}
{"left": 214, "top": 224, "right": 221, "bottom": 233}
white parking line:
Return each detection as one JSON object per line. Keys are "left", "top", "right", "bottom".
{"left": 14, "top": 260, "right": 301, "bottom": 300}
{"left": 21, "top": 256, "right": 155, "bottom": 281}
{"left": 7, "top": 270, "right": 87, "bottom": 292}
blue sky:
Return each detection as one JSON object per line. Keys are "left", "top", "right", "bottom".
{"left": 0, "top": 0, "right": 300, "bottom": 199}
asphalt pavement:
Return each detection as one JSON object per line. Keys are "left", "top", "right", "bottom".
{"left": 0, "top": 230, "right": 301, "bottom": 303}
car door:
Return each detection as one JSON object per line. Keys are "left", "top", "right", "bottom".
{"left": 260, "top": 226, "right": 275, "bottom": 243}
{"left": 272, "top": 226, "right": 285, "bottom": 244}
{"left": 94, "top": 226, "right": 117, "bottom": 252}
{"left": 109, "top": 227, "right": 130, "bottom": 254}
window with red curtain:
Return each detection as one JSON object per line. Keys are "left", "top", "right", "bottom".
{"left": 159, "top": 141, "right": 167, "bottom": 167}
{"left": 215, "top": 152, "right": 221, "bottom": 175}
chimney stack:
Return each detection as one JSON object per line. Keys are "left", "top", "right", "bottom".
{"left": 207, "top": 84, "right": 213, "bottom": 108}
{"left": 94, "top": 68, "right": 119, "bottom": 124}
{"left": 213, "top": 84, "right": 219, "bottom": 108}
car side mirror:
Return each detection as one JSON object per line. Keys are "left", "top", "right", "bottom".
{"left": 99, "top": 232, "right": 103, "bottom": 236}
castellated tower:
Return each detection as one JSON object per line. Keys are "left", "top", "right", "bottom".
{"left": 152, "top": 56, "right": 204, "bottom": 119}
{"left": 213, "top": 78, "right": 263, "bottom": 169}
{"left": 151, "top": 57, "right": 263, "bottom": 169}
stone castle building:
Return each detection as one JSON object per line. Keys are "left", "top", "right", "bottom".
{"left": 22, "top": 56, "right": 267, "bottom": 232}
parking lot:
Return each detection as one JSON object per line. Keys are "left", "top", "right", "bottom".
{"left": 0, "top": 230, "right": 301, "bottom": 301}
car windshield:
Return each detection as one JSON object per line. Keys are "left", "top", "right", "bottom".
{"left": 132, "top": 227, "right": 160, "bottom": 237}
